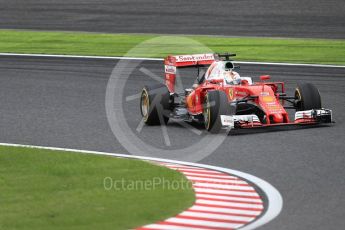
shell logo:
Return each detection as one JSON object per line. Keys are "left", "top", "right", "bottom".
{"left": 262, "top": 95, "right": 275, "bottom": 103}
{"left": 186, "top": 95, "right": 193, "bottom": 108}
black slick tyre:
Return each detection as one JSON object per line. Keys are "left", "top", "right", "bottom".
{"left": 295, "top": 83, "right": 322, "bottom": 111}
{"left": 140, "top": 84, "right": 170, "bottom": 125}
{"left": 203, "top": 90, "right": 234, "bottom": 133}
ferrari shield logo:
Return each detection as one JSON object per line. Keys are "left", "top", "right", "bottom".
{"left": 228, "top": 88, "right": 234, "bottom": 100}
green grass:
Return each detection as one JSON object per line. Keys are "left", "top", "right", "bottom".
{"left": 0, "top": 146, "right": 195, "bottom": 230}
{"left": 1, "top": 30, "right": 345, "bottom": 65}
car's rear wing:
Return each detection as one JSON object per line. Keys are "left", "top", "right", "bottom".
{"left": 164, "top": 53, "right": 215, "bottom": 92}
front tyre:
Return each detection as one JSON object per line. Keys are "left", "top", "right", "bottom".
{"left": 203, "top": 90, "right": 233, "bottom": 133}
{"left": 295, "top": 83, "right": 322, "bottom": 111}
{"left": 140, "top": 84, "right": 170, "bottom": 125}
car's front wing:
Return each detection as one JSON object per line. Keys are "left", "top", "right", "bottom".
{"left": 220, "top": 109, "right": 333, "bottom": 130}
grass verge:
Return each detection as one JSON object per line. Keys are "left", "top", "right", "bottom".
{"left": 0, "top": 30, "right": 345, "bottom": 65}
{"left": 0, "top": 146, "right": 195, "bottom": 230}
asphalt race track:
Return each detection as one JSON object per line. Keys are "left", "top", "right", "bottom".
{"left": 2, "top": 0, "right": 345, "bottom": 229}
{"left": 0, "top": 56, "right": 344, "bottom": 229}
{"left": 1, "top": 0, "right": 345, "bottom": 39}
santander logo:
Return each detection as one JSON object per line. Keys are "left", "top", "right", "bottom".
{"left": 176, "top": 53, "right": 214, "bottom": 62}
{"left": 164, "top": 65, "right": 176, "bottom": 74}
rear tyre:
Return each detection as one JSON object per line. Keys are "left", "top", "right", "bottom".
{"left": 203, "top": 90, "right": 234, "bottom": 133}
{"left": 295, "top": 83, "right": 322, "bottom": 111}
{"left": 140, "top": 84, "right": 170, "bottom": 125}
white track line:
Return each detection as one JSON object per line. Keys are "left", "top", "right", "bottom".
{"left": 0, "top": 142, "right": 282, "bottom": 230}
{"left": 171, "top": 166, "right": 231, "bottom": 172}
{"left": 236, "top": 61, "right": 345, "bottom": 68}
{"left": 158, "top": 163, "right": 204, "bottom": 169}
{"left": 173, "top": 168, "right": 229, "bottom": 175}
{"left": 0, "top": 52, "right": 162, "bottom": 61}
{"left": 0, "top": 52, "right": 344, "bottom": 68}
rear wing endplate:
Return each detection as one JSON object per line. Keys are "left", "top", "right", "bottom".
{"left": 164, "top": 53, "right": 215, "bottom": 92}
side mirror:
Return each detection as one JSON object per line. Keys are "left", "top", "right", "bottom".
{"left": 260, "top": 75, "right": 271, "bottom": 81}
{"left": 241, "top": 79, "right": 249, "bottom": 85}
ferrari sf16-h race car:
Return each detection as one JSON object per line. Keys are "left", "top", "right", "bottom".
{"left": 140, "top": 53, "right": 333, "bottom": 133}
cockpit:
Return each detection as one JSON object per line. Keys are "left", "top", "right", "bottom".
{"left": 205, "top": 61, "right": 241, "bottom": 85}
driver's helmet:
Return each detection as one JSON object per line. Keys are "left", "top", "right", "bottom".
{"left": 223, "top": 61, "right": 241, "bottom": 85}
{"left": 205, "top": 61, "right": 241, "bottom": 84}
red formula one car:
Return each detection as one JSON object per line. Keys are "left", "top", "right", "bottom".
{"left": 140, "top": 53, "right": 333, "bottom": 133}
